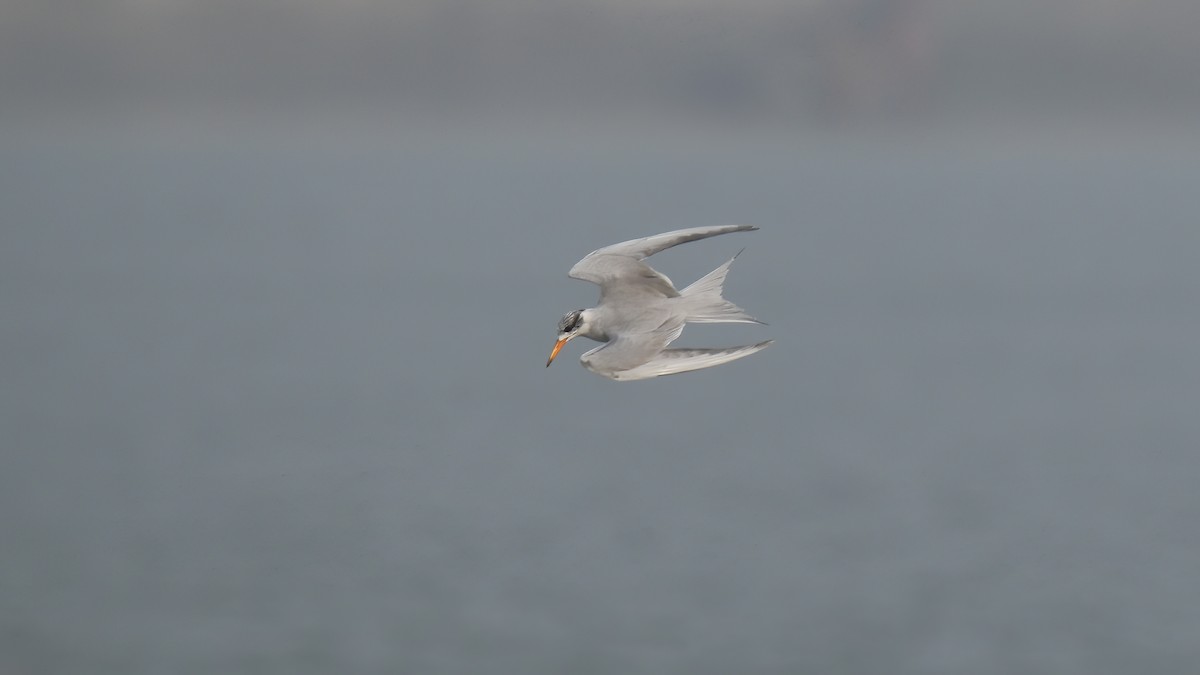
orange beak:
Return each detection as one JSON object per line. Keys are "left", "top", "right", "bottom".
{"left": 546, "top": 337, "right": 569, "bottom": 367}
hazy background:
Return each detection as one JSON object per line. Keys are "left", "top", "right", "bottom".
{"left": 3, "top": 1, "right": 1199, "bottom": 673}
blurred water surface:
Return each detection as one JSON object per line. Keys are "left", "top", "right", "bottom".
{"left": 2, "top": 127, "right": 1198, "bottom": 674}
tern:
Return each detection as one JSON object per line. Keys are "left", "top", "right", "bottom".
{"left": 546, "top": 225, "right": 772, "bottom": 381}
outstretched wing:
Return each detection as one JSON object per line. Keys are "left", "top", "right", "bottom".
{"left": 600, "top": 340, "right": 774, "bottom": 381}
{"left": 568, "top": 225, "right": 758, "bottom": 301}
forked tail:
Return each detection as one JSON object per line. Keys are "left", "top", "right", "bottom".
{"left": 678, "top": 252, "right": 764, "bottom": 324}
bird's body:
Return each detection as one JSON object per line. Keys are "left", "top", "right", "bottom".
{"left": 546, "top": 225, "right": 772, "bottom": 381}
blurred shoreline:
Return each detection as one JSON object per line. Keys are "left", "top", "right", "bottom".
{"left": 4, "top": 1, "right": 1199, "bottom": 147}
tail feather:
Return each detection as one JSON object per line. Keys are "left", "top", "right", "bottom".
{"left": 678, "top": 252, "right": 764, "bottom": 325}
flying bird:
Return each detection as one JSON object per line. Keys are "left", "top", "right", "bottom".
{"left": 546, "top": 225, "right": 772, "bottom": 381}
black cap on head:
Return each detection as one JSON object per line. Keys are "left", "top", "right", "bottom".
{"left": 558, "top": 309, "right": 583, "bottom": 333}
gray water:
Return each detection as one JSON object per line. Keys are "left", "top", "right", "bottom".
{"left": 2, "top": 128, "right": 1198, "bottom": 674}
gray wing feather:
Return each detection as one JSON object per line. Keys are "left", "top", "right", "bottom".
{"left": 598, "top": 340, "right": 774, "bottom": 381}
{"left": 572, "top": 255, "right": 680, "bottom": 300}
{"left": 575, "top": 225, "right": 758, "bottom": 263}
{"left": 568, "top": 225, "right": 758, "bottom": 299}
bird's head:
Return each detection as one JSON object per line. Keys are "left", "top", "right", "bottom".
{"left": 546, "top": 309, "right": 587, "bottom": 367}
